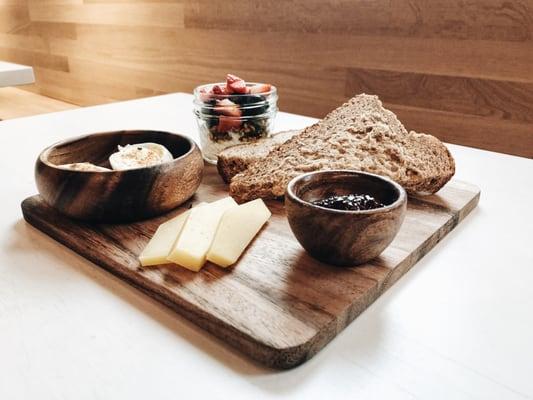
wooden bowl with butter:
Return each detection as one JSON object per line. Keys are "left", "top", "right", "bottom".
{"left": 35, "top": 130, "right": 204, "bottom": 222}
{"left": 285, "top": 170, "right": 407, "bottom": 266}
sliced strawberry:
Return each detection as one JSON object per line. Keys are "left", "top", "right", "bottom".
{"left": 226, "top": 74, "right": 248, "bottom": 94}
{"left": 212, "top": 84, "right": 227, "bottom": 95}
{"left": 229, "top": 80, "right": 247, "bottom": 94}
{"left": 214, "top": 99, "right": 242, "bottom": 117}
{"left": 217, "top": 116, "right": 241, "bottom": 133}
{"left": 198, "top": 87, "right": 213, "bottom": 102}
{"left": 226, "top": 74, "right": 243, "bottom": 85}
{"left": 249, "top": 83, "right": 272, "bottom": 94}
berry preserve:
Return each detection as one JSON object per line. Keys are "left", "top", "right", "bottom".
{"left": 312, "top": 194, "right": 385, "bottom": 211}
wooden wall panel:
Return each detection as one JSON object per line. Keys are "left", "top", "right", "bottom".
{"left": 0, "top": 1, "right": 30, "bottom": 34}
{"left": 28, "top": 2, "right": 184, "bottom": 27}
{"left": 0, "top": 0, "right": 532, "bottom": 157}
{"left": 345, "top": 68, "right": 533, "bottom": 124}
{"left": 185, "top": 0, "right": 533, "bottom": 41}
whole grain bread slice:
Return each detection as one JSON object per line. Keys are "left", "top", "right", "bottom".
{"left": 217, "top": 129, "right": 301, "bottom": 183}
{"left": 229, "top": 94, "right": 455, "bottom": 202}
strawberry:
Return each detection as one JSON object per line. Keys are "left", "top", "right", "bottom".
{"left": 198, "top": 87, "right": 213, "bottom": 102}
{"left": 212, "top": 84, "right": 227, "bottom": 95}
{"left": 226, "top": 74, "right": 248, "bottom": 94}
{"left": 214, "top": 99, "right": 242, "bottom": 117}
{"left": 249, "top": 83, "right": 272, "bottom": 94}
{"left": 217, "top": 115, "right": 241, "bottom": 133}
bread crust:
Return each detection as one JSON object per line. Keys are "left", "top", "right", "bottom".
{"left": 217, "top": 130, "right": 301, "bottom": 183}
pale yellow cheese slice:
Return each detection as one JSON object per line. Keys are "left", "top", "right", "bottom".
{"left": 206, "top": 199, "right": 271, "bottom": 268}
{"left": 167, "top": 196, "right": 237, "bottom": 271}
{"left": 138, "top": 203, "right": 205, "bottom": 266}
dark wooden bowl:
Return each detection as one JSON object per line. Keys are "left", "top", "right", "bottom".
{"left": 35, "top": 130, "right": 204, "bottom": 222}
{"left": 285, "top": 170, "right": 407, "bottom": 266}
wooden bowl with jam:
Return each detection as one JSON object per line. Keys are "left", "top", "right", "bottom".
{"left": 285, "top": 170, "right": 407, "bottom": 266}
{"left": 35, "top": 130, "right": 204, "bottom": 223}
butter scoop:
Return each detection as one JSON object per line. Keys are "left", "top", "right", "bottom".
{"left": 109, "top": 142, "right": 173, "bottom": 170}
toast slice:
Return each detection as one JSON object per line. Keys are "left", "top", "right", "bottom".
{"left": 217, "top": 130, "right": 301, "bottom": 183}
{"left": 229, "top": 94, "right": 455, "bottom": 202}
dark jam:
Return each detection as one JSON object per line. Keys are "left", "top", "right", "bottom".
{"left": 312, "top": 194, "right": 385, "bottom": 211}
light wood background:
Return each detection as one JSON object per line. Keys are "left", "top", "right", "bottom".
{"left": 0, "top": 87, "right": 77, "bottom": 119}
{"left": 1, "top": 0, "right": 532, "bottom": 157}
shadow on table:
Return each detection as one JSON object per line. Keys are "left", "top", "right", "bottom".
{"left": 6, "top": 219, "right": 337, "bottom": 387}
{"left": 6, "top": 201, "right": 482, "bottom": 395}
{"left": 7, "top": 220, "right": 260, "bottom": 371}
{"left": 12, "top": 207, "right": 485, "bottom": 394}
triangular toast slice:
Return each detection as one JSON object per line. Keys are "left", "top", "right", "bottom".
{"left": 229, "top": 94, "right": 455, "bottom": 202}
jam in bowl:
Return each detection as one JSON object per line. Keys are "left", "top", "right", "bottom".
{"left": 285, "top": 170, "right": 407, "bottom": 266}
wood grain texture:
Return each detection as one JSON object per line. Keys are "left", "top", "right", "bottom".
{"left": 35, "top": 130, "right": 204, "bottom": 222}
{"left": 285, "top": 170, "right": 407, "bottom": 266}
{"left": 1, "top": 0, "right": 532, "bottom": 157}
{"left": 21, "top": 166, "right": 480, "bottom": 369}
{"left": 0, "top": 87, "right": 77, "bottom": 119}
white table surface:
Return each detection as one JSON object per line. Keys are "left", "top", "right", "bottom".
{"left": 0, "top": 61, "right": 35, "bottom": 87}
{"left": 0, "top": 93, "right": 532, "bottom": 400}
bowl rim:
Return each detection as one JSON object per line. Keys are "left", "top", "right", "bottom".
{"left": 193, "top": 82, "right": 278, "bottom": 99}
{"left": 286, "top": 169, "right": 407, "bottom": 215}
{"left": 193, "top": 108, "right": 279, "bottom": 120}
{"left": 38, "top": 130, "right": 199, "bottom": 173}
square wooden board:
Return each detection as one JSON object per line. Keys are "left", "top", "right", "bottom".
{"left": 21, "top": 166, "right": 480, "bottom": 369}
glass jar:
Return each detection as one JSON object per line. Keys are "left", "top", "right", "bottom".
{"left": 193, "top": 83, "right": 278, "bottom": 164}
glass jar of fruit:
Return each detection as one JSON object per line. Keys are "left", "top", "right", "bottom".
{"left": 193, "top": 74, "right": 278, "bottom": 164}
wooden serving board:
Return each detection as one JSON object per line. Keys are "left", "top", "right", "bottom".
{"left": 21, "top": 166, "right": 480, "bottom": 369}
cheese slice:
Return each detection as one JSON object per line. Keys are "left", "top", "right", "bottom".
{"left": 138, "top": 203, "right": 205, "bottom": 266}
{"left": 167, "top": 196, "right": 237, "bottom": 271}
{"left": 207, "top": 199, "right": 271, "bottom": 268}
